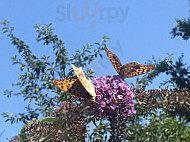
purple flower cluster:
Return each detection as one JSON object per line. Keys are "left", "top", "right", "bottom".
{"left": 92, "top": 75, "right": 136, "bottom": 119}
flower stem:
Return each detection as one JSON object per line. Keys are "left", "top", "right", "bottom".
{"left": 109, "top": 114, "right": 121, "bottom": 142}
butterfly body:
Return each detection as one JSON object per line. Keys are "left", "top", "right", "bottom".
{"left": 104, "top": 46, "right": 156, "bottom": 78}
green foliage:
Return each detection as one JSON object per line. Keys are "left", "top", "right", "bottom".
{"left": 128, "top": 11, "right": 190, "bottom": 141}
{"left": 165, "top": 54, "right": 190, "bottom": 89}
{"left": 1, "top": 20, "right": 107, "bottom": 124}
{"left": 89, "top": 120, "right": 109, "bottom": 142}
{"left": 134, "top": 54, "right": 190, "bottom": 89}
{"left": 133, "top": 53, "right": 174, "bottom": 88}
{"left": 171, "top": 18, "right": 190, "bottom": 40}
{"left": 126, "top": 112, "right": 190, "bottom": 142}
{"left": 129, "top": 11, "right": 190, "bottom": 141}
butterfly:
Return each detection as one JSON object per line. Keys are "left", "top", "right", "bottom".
{"left": 53, "top": 64, "right": 96, "bottom": 101}
{"left": 104, "top": 46, "right": 156, "bottom": 78}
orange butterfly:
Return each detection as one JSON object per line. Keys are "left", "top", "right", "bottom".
{"left": 53, "top": 64, "right": 96, "bottom": 101}
{"left": 104, "top": 46, "right": 156, "bottom": 78}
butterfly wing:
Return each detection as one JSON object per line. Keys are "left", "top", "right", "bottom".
{"left": 53, "top": 76, "right": 92, "bottom": 99}
{"left": 71, "top": 64, "right": 96, "bottom": 101}
{"left": 104, "top": 46, "right": 122, "bottom": 74}
{"left": 119, "top": 62, "right": 156, "bottom": 78}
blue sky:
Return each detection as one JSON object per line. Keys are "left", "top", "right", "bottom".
{"left": 0, "top": 0, "right": 190, "bottom": 141}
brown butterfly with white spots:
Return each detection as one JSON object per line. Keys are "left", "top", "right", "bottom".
{"left": 104, "top": 46, "right": 156, "bottom": 78}
{"left": 53, "top": 64, "right": 96, "bottom": 101}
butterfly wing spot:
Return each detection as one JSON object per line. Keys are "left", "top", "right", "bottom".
{"left": 135, "top": 66, "right": 147, "bottom": 74}
{"left": 54, "top": 77, "right": 78, "bottom": 92}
